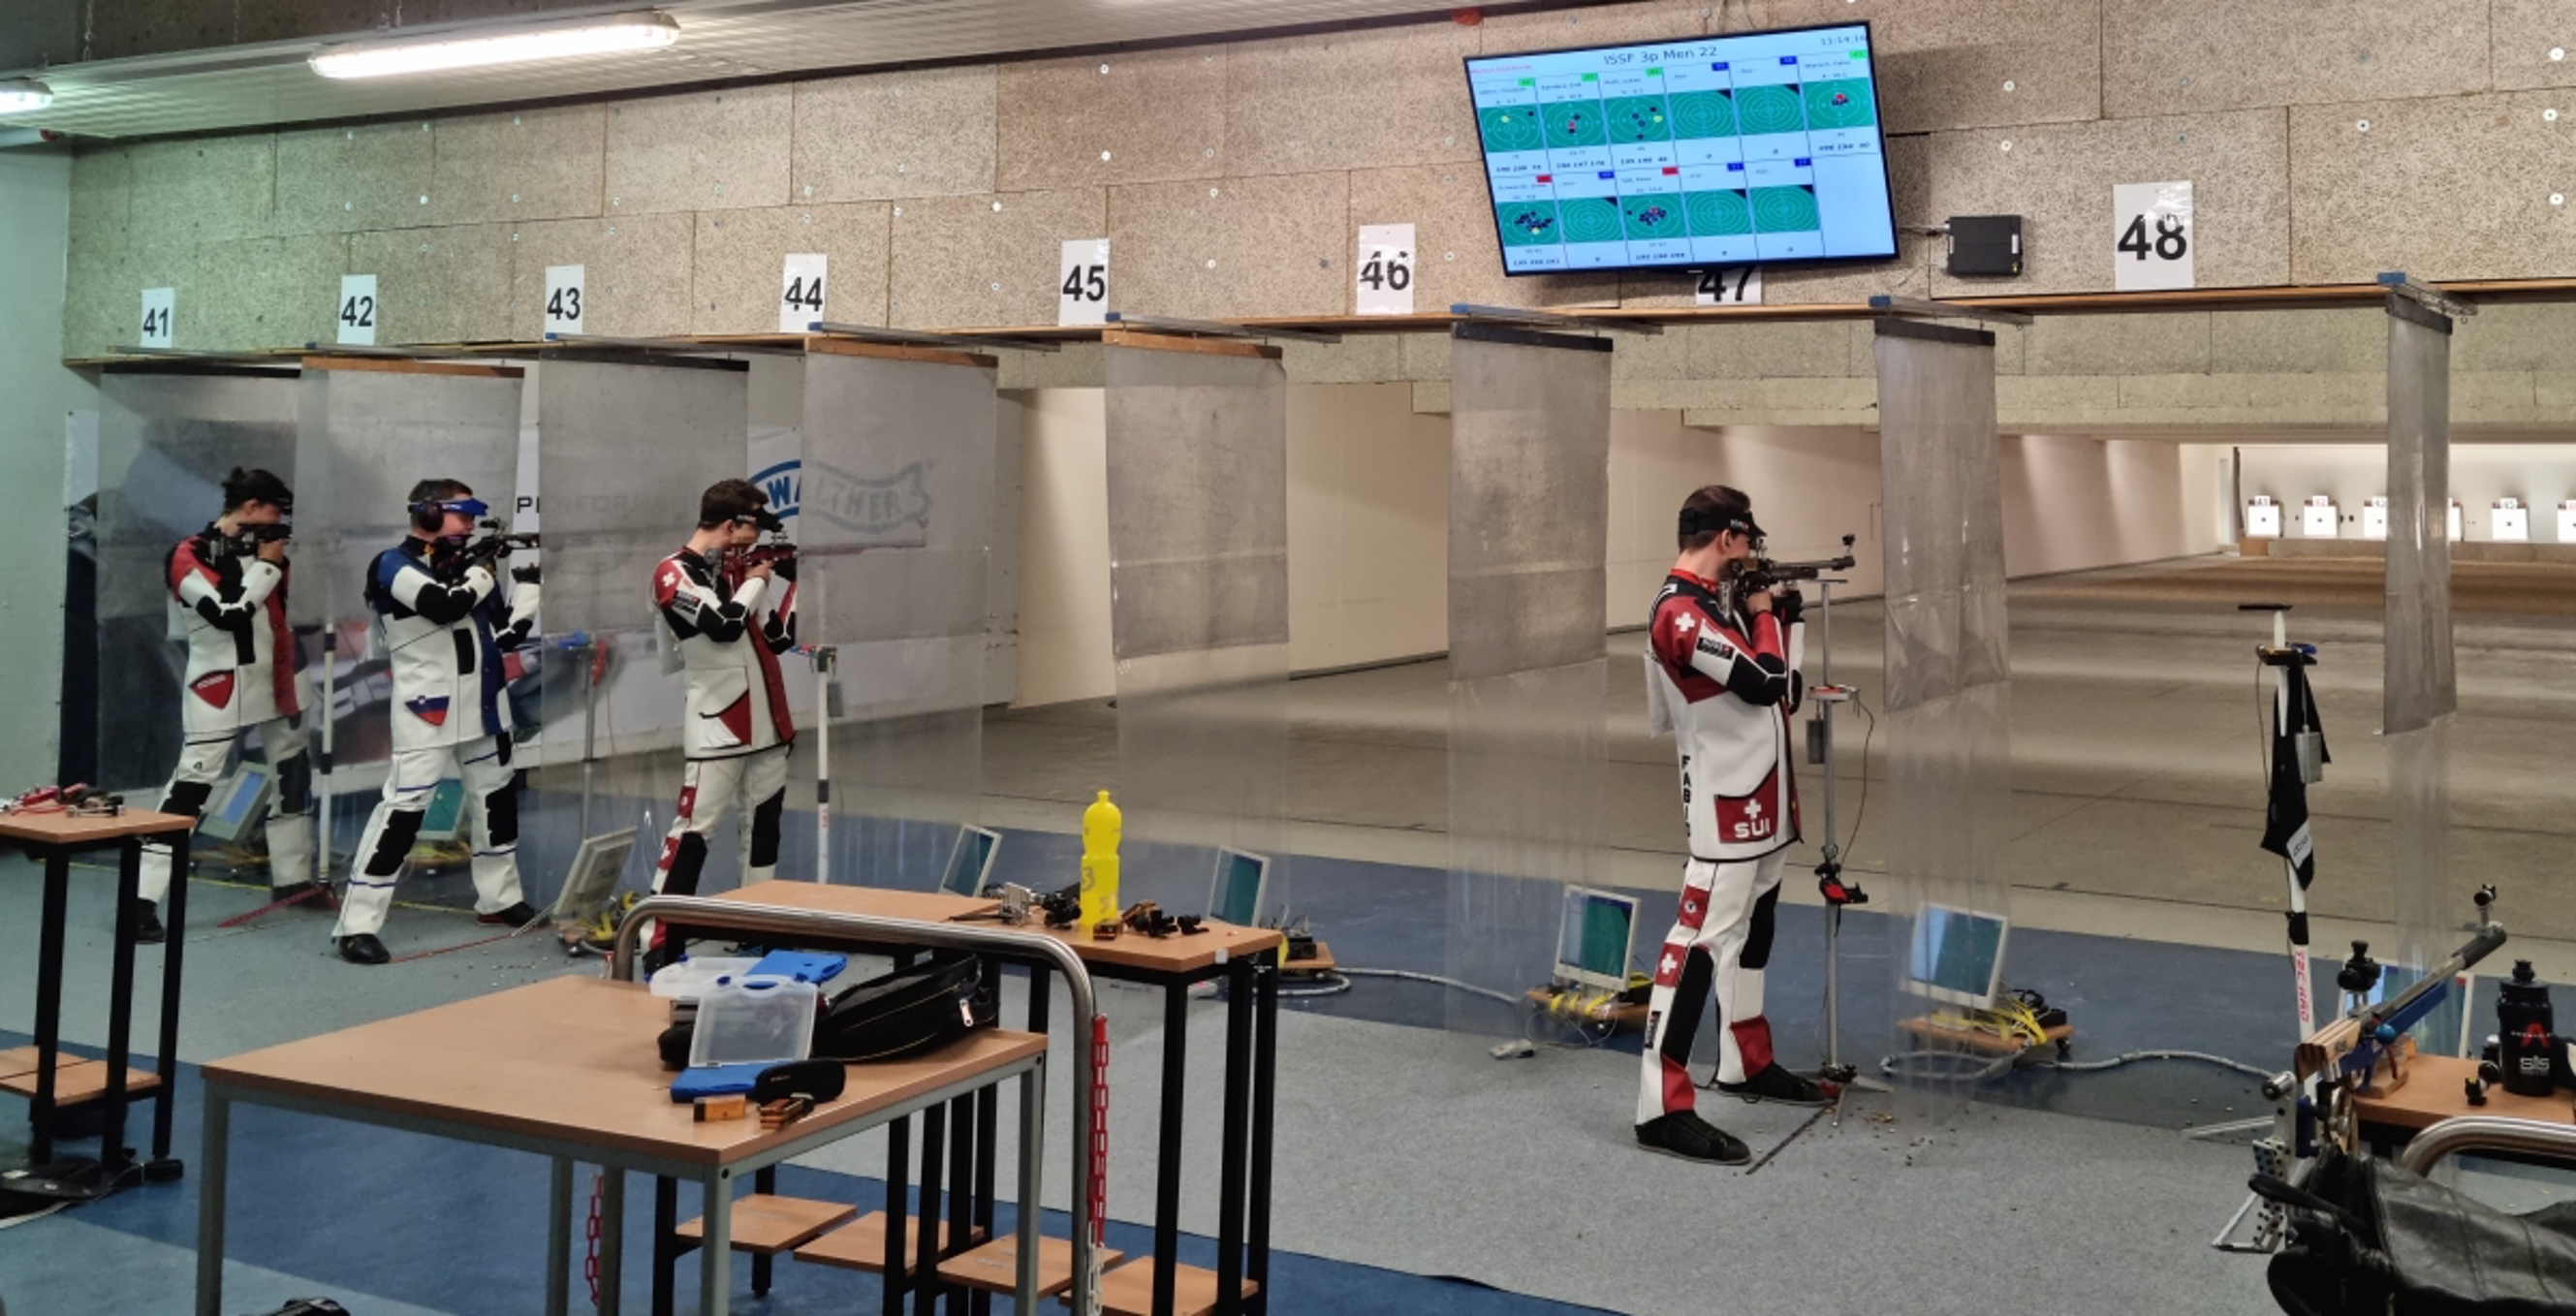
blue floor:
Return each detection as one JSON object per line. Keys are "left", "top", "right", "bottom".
{"left": 0, "top": 1034, "right": 1617, "bottom": 1316}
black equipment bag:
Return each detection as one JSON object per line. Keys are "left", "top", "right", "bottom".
{"left": 813, "top": 953, "right": 996, "bottom": 1063}
{"left": 2257, "top": 1148, "right": 2576, "bottom": 1315}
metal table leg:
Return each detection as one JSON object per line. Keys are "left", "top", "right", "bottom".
{"left": 1247, "top": 959, "right": 1277, "bottom": 1314}
{"left": 751, "top": 1165, "right": 776, "bottom": 1297}
{"left": 1015, "top": 1059, "right": 1044, "bottom": 1312}
{"left": 601, "top": 1168, "right": 627, "bottom": 1316}
{"left": 150, "top": 827, "right": 191, "bottom": 1173}
{"left": 548, "top": 1157, "right": 575, "bottom": 1316}
{"left": 699, "top": 1168, "right": 733, "bottom": 1316}
{"left": 883, "top": 1116, "right": 911, "bottom": 1316}
{"left": 914, "top": 1104, "right": 947, "bottom": 1316}
{"left": 99, "top": 834, "right": 143, "bottom": 1179}
{"left": 970, "top": 1082, "right": 997, "bottom": 1316}
{"left": 1152, "top": 981, "right": 1188, "bottom": 1316}
{"left": 946, "top": 1094, "right": 973, "bottom": 1315}
{"left": 27, "top": 848, "right": 70, "bottom": 1165}
{"left": 1216, "top": 960, "right": 1252, "bottom": 1314}
{"left": 192, "top": 1085, "right": 229, "bottom": 1316}
{"left": 654, "top": 1176, "right": 679, "bottom": 1316}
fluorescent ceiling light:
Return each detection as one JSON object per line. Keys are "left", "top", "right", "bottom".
{"left": 309, "top": 12, "right": 678, "bottom": 79}
{"left": 0, "top": 78, "right": 53, "bottom": 113}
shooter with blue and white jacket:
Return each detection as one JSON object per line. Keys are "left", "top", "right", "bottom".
{"left": 329, "top": 479, "right": 543, "bottom": 965}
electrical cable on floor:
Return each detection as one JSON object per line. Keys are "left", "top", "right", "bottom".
{"left": 1878, "top": 1045, "right": 2279, "bottom": 1085}
{"left": 1333, "top": 966, "right": 1525, "bottom": 1007}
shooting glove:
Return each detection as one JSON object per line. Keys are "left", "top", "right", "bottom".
{"left": 1775, "top": 587, "right": 1805, "bottom": 628}
{"left": 512, "top": 562, "right": 543, "bottom": 585}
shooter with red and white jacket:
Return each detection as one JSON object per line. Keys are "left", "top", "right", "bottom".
{"left": 132, "top": 467, "right": 317, "bottom": 943}
{"left": 1634, "top": 485, "right": 1836, "bottom": 1165}
{"left": 643, "top": 480, "right": 798, "bottom": 936}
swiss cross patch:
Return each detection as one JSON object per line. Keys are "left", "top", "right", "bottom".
{"left": 1674, "top": 612, "right": 1697, "bottom": 635}
{"left": 1652, "top": 945, "right": 1685, "bottom": 987}
{"left": 653, "top": 561, "right": 684, "bottom": 607}
{"left": 405, "top": 696, "right": 451, "bottom": 727}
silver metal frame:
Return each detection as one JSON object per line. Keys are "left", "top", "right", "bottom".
{"left": 2377, "top": 271, "right": 2479, "bottom": 321}
{"left": 613, "top": 894, "right": 1106, "bottom": 1316}
{"left": 2398, "top": 1113, "right": 2576, "bottom": 1175}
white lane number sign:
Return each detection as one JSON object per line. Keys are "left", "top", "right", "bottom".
{"left": 544, "top": 264, "right": 586, "bottom": 335}
{"left": 780, "top": 253, "right": 828, "bottom": 333}
{"left": 140, "top": 287, "right": 174, "bottom": 349}
{"left": 1356, "top": 224, "right": 1416, "bottom": 315}
{"left": 2113, "top": 180, "right": 2194, "bottom": 292}
{"left": 1058, "top": 239, "right": 1110, "bottom": 327}
{"left": 337, "top": 274, "right": 379, "bottom": 346}
{"left": 1695, "top": 266, "right": 1762, "bottom": 306}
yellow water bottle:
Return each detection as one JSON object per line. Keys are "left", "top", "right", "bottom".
{"left": 1079, "top": 790, "right": 1123, "bottom": 927}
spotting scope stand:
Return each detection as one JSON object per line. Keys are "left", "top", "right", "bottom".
{"left": 1792, "top": 535, "right": 1883, "bottom": 1093}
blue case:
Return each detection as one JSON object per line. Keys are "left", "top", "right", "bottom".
{"left": 670, "top": 1062, "right": 771, "bottom": 1102}
{"left": 747, "top": 950, "right": 847, "bottom": 986}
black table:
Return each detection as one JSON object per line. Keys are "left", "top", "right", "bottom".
{"left": 1, "top": 806, "right": 195, "bottom": 1202}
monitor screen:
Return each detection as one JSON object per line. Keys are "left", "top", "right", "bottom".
{"left": 1556, "top": 888, "right": 1636, "bottom": 988}
{"left": 208, "top": 768, "right": 265, "bottom": 830}
{"left": 941, "top": 827, "right": 1000, "bottom": 897}
{"left": 1907, "top": 905, "right": 2009, "bottom": 1007}
{"left": 1463, "top": 21, "right": 1896, "bottom": 274}
{"left": 1212, "top": 851, "right": 1268, "bottom": 926}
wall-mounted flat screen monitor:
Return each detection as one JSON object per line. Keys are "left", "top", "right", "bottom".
{"left": 1464, "top": 21, "right": 1897, "bottom": 274}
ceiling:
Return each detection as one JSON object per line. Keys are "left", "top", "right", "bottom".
{"left": 0, "top": 0, "right": 1471, "bottom": 141}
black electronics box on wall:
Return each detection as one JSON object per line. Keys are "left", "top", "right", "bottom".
{"left": 1946, "top": 215, "right": 2023, "bottom": 276}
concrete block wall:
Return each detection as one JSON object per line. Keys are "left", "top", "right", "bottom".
{"left": 50, "top": 0, "right": 2576, "bottom": 403}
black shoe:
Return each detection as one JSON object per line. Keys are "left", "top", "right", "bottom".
{"left": 1634, "top": 1111, "right": 1750, "bottom": 1165}
{"left": 268, "top": 881, "right": 336, "bottom": 910}
{"left": 1717, "top": 1063, "right": 1838, "bottom": 1108}
{"left": 336, "top": 934, "right": 390, "bottom": 965}
{"left": 476, "top": 901, "right": 543, "bottom": 929}
{"left": 126, "top": 898, "right": 166, "bottom": 945}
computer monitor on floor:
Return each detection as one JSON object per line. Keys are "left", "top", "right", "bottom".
{"left": 940, "top": 825, "right": 1003, "bottom": 897}
{"left": 199, "top": 764, "right": 271, "bottom": 844}
{"left": 1904, "top": 904, "right": 2011, "bottom": 1010}
{"left": 1208, "top": 849, "right": 1270, "bottom": 926}
{"left": 1555, "top": 887, "right": 1637, "bottom": 992}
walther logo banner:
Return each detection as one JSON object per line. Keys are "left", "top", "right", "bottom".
{"left": 801, "top": 458, "right": 933, "bottom": 548}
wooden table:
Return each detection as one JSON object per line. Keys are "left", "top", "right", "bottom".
{"left": 2355, "top": 1053, "right": 2576, "bottom": 1136}
{"left": 0, "top": 807, "right": 195, "bottom": 1201}
{"left": 195, "top": 976, "right": 1050, "bottom": 1316}
{"left": 699, "top": 881, "right": 1285, "bottom": 1316}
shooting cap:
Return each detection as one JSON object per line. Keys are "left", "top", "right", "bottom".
{"left": 749, "top": 506, "right": 785, "bottom": 533}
